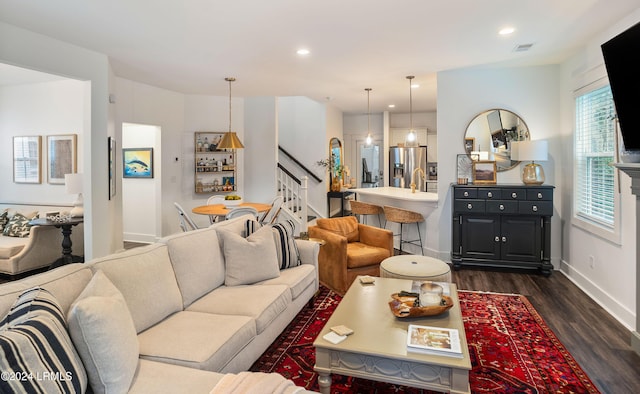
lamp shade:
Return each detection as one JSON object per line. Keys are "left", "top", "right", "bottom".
{"left": 511, "top": 140, "right": 548, "bottom": 162}
{"left": 65, "top": 173, "right": 83, "bottom": 194}
{"left": 217, "top": 132, "right": 244, "bottom": 149}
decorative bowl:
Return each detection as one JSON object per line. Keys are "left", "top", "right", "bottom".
{"left": 388, "top": 293, "right": 454, "bottom": 318}
{"left": 223, "top": 198, "right": 242, "bottom": 208}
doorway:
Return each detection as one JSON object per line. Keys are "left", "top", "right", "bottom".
{"left": 122, "top": 123, "right": 162, "bottom": 243}
{"left": 356, "top": 140, "right": 383, "bottom": 188}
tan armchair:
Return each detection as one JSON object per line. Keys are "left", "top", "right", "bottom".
{"left": 309, "top": 216, "right": 393, "bottom": 294}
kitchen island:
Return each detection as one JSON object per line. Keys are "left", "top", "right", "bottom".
{"left": 350, "top": 187, "right": 439, "bottom": 255}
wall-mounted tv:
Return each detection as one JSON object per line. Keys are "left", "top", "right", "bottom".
{"left": 601, "top": 21, "right": 640, "bottom": 152}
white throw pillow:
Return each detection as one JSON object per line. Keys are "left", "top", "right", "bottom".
{"left": 218, "top": 225, "right": 280, "bottom": 286}
{"left": 67, "top": 270, "right": 139, "bottom": 394}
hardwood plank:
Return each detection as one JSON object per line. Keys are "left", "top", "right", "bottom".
{"left": 451, "top": 267, "right": 640, "bottom": 394}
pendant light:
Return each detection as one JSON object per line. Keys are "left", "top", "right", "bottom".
{"left": 217, "top": 77, "right": 245, "bottom": 149}
{"left": 405, "top": 75, "right": 418, "bottom": 147}
{"left": 365, "top": 88, "right": 373, "bottom": 145}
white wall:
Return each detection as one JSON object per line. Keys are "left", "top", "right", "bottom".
{"left": 0, "top": 21, "right": 112, "bottom": 260}
{"left": 244, "top": 97, "right": 277, "bottom": 204}
{"left": 558, "top": 8, "right": 640, "bottom": 330}
{"left": 122, "top": 123, "right": 161, "bottom": 243}
{"left": 0, "top": 79, "right": 86, "bottom": 205}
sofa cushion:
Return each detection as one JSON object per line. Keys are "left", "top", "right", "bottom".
{"left": 0, "top": 264, "right": 93, "bottom": 319}
{"left": 67, "top": 270, "right": 139, "bottom": 394}
{"left": 86, "top": 244, "right": 183, "bottom": 333}
{"left": 187, "top": 284, "right": 291, "bottom": 334}
{"left": 161, "top": 225, "right": 225, "bottom": 308}
{"left": 137, "top": 311, "right": 255, "bottom": 372}
{"left": 316, "top": 216, "right": 360, "bottom": 242}
{"left": 258, "top": 264, "right": 316, "bottom": 300}
{"left": 217, "top": 226, "right": 280, "bottom": 286}
{"left": 2, "top": 212, "right": 34, "bottom": 237}
{"left": 128, "top": 359, "right": 224, "bottom": 394}
{"left": 246, "top": 220, "right": 301, "bottom": 270}
{"left": 0, "top": 287, "right": 88, "bottom": 394}
{"left": 0, "top": 244, "right": 25, "bottom": 259}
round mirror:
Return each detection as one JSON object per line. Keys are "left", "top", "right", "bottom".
{"left": 329, "top": 137, "right": 343, "bottom": 182}
{"left": 463, "top": 109, "right": 530, "bottom": 171}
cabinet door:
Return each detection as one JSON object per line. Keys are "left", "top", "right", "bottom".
{"left": 390, "top": 128, "right": 428, "bottom": 146}
{"left": 461, "top": 215, "right": 501, "bottom": 260}
{"left": 500, "top": 216, "right": 541, "bottom": 262}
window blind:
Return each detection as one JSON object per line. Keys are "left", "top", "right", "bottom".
{"left": 574, "top": 85, "right": 616, "bottom": 228}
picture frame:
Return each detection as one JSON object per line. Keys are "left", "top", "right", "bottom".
{"left": 456, "top": 154, "right": 479, "bottom": 183}
{"left": 13, "top": 136, "right": 42, "bottom": 184}
{"left": 472, "top": 160, "right": 497, "bottom": 184}
{"left": 123, "top": 148, "right": 153, "bottom": 178}
{"left": 47, "top": 134, "right": 77, "bottom": 184}
{"left": 464, "top": 137, "right": 475, "bottom": 154}
{"left": 108, "top": 137, "right": 116, "bottom": 198}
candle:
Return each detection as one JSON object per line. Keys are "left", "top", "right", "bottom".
{"left": 419, "top": 282, "right": 443, "bottom": 307}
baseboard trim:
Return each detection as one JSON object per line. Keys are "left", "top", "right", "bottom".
{"left": 123, "top": 232, "right": 157, "bottom": 244}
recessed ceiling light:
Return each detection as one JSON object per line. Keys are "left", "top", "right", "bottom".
{"left": 296, "top": 48, "right": 310, "bottom": 55}
{"left": 499, "top": 27, "right": 515, "bottom": 36}
{"left": 388, "top": 104, "right": 396, "bottom": 108}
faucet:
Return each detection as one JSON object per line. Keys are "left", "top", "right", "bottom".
{"left": 410, "top": 168, "right": 426, "bottom": 193}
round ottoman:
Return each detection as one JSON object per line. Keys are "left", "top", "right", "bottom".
{"left": 380, "top": 255, "right": 451, "bottom": 282}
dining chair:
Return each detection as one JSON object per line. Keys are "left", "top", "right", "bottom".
{"left": 225, "top": 206, "right": 259, "bottom": 220}
{"left": 259, "top": 195, "right": 284, "bottom": 224}
{"left": 174, "top": 202, "right": 200, "bottom": 232}
{"left": 206, "top": 195, "right": 225, "bottom": 223}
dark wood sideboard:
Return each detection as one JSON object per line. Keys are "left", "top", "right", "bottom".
{"left": 451, "top": 184, "right": 554, "bottom": 276}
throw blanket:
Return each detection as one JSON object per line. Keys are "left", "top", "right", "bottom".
{"left": 210, "top": 372, "right": 303, "bottom": 394}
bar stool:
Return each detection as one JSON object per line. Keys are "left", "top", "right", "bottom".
{"left": 383, "top": 205, "right": 424, "bottom": 255}
{"left": 349, "top": 200, "right": 384, "bottom": 227}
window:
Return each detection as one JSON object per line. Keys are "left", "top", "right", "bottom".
{"left": 574, "top": 84, "right": 618, "bottom": 238}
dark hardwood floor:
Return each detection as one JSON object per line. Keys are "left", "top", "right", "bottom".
{"left": 451, "top": 267, "right": 640, "bottom": 394}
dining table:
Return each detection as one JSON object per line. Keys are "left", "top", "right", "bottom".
{"left": 192, "top": 202, "right": 272, "bottom": 221}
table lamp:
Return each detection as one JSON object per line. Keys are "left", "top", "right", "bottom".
{"left": 65, "top": 173, "right": 84, "bottom": 217}
{"left": 510, "top": 140, "right": 548, "bottom": 185}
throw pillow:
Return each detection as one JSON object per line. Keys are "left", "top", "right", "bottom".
{"left": 246, "top": 219, "right": 301, "bottom": 270}
{"left": 0, "top": 209, "right": 8, "bottom": 232}
{"left": 67, "top": 270, "right": 139, "bottom": 394}
{"left": 316, "top": 216, "right": 360, "bottom": 242}
{"left": 2, "top": 212, "right": 34, "bottom": 238}
{"left": 0, "top": 287, "right": 88, "bottom": 394}
{"left": 217, "top": 225, "right": 280, "bottom": 286}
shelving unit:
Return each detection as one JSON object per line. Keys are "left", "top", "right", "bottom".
{"left": 194, "top": 131, "right": 237, "bottom": 194}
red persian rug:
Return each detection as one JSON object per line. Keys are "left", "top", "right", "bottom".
{"left": 250, "top": 286, "right": 601, "bottom": 393}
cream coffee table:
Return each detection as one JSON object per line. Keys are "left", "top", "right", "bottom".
{"left": 313, "top": 276, "right": 471, "bottom": 393}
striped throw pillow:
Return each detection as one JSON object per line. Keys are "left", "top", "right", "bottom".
{"left": 245, "top": 219, "right": 301, "bottom": 269}
{"left": 0, "top": 288, "right": 88, "bottom": 394}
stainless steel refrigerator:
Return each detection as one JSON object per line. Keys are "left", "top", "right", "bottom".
{"left": 389, "top": 146, "right": 427, "bottom": 191}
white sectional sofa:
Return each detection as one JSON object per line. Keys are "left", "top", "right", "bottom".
{"left": 0, "top": 216, "right": 319, "bottom": 393}
{"left": 0, "top": 204, "right": 84, "bottom": 276}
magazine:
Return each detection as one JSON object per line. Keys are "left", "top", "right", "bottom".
{"left": 406, "top": 324, "right": 463, "bottom": 358}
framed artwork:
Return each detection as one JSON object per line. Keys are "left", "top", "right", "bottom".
{"left": 464, "top": 137, "right": 475, "bottom": 154}
{"left": 108, "top": 137, "right": 116, "bottom": 198}
{"left": 47, "top": 134, "right": 77, "bottom": 184}
{"left": 123, "top": 148, "right": 153, "bottom": 178}
{"left": 13, "top": 136, "right": 42, "bottom": 184}
{"left": 456, "top": 154, "right": 479, "bottom": 183}
{"left": 472, "top": 160, "right": 497, "bottom": 184}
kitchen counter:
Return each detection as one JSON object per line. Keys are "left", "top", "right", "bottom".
{"left": 350, "top": 186, "right": 438, "bottom": 204}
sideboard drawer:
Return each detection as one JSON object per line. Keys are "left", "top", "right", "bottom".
{"left": 478, "top": 188, "right": 501, "bottom": 199}
{"left": 519, "top": 201, "right": 553, "bottom": 216}
{"left": 486, "top": 200, "right": 518, "bottom": 214}
{"left": 454, "top": 188, "right": 477, "bottom": 199}
{"left": 500, "top": 188, "right": 526, "bottom": 200}
{"left": 454, "top": 200, "right": 485, "bottom": 213}
{"left": 527, "top": 188, "right": 553, "bottom": 201}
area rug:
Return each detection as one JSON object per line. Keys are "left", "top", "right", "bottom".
{"left": 250, "top": 286, "right": 600, "bottom": 393}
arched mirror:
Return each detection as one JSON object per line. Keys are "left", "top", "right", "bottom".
{"left": 329, "top": 137, "right": 343, "bottom": 183}
{"left": 463, "top": 109, "right": 530, "bottom": 171}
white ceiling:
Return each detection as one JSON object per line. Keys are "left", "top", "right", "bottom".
{"left": 0, "top": 0, "right": 638, "bottom": 114}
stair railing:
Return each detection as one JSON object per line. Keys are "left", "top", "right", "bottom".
{"left": 277, "top": 163, "right": 309, "bottom": 233}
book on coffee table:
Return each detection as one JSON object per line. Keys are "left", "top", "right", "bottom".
{"left": 406, "top": 324, "right": 463, "bottom": 358}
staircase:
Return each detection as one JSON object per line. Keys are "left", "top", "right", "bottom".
{"left": 276, "top": 164, "right": 309, "bottom": 234}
